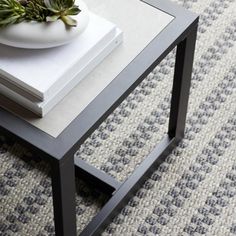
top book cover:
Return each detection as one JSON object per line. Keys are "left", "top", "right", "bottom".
{"left": 0, "top": 13, "right": 117, "bottom": 101}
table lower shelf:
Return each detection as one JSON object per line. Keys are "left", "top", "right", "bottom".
{"left": 75, "top": 158, "right": 121, "bottom": 195}
{"left": 75, "top": 134, "right": 179, "bottom": 235}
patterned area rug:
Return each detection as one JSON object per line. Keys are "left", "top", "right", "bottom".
{"left": 1, "top": 0, "right": 236, "bottom": 235}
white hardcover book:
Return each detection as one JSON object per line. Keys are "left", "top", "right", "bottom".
{"left": 0, "top": 28, "right": 123, "bottom": 116}
{"left": 0, "top": 13, "right": 119, "bottom": 102}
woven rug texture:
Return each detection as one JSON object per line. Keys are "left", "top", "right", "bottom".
{"left": 1, "top": 0, "right": 236, "bottom": 235}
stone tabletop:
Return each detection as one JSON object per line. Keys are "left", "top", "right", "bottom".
{"left": 0, "top": 0, "right": 174, "bottom": 137}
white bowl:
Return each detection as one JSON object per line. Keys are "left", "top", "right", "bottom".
{"left": 0, "top": 0, "right": 89, "bottom": 49}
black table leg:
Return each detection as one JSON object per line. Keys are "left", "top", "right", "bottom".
{"left": 168, "top": 25, "right": 198, "bottom": 140}
{"left": 51, "top": 156, "right": 77, "bottom": 236}
{"left": 79, "top": 24, "right": 198, "bottom": 236}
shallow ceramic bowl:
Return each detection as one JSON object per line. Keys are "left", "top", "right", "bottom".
{"left": 0, "top": 0, "right": 89, "bottom": 49}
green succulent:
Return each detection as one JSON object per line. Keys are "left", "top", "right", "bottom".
{"left": 25, "top": 0, "right": 50, "bottom": 22}
{"left": 0, "top": 0, "right": 25, "bottom": 27}
{"left": 44, "top": 0, "right": 80, "bottom": 26}
{"left": 0, "top": 0, "right": 80, "bottom": 27}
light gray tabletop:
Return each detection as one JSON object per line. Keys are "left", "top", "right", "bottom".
{"left": 0, "top": 0, "right": 174, "bottom": 137}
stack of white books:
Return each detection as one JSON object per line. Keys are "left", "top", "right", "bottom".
{"left": 0, "top": 13, "right": 122, "bottom": 117}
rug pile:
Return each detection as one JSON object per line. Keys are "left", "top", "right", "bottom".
{"left": 1, "top": 0, "right": 236, "bottom": 235}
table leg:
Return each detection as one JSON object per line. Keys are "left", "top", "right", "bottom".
{"left": 168, "top": 25, "right": 198, "bottom": 140}
{"left": 79, "top": 23, "right": 199, "bottom": 236}
{"left": 51, "top": 156, "right": 77, "bottom": 236}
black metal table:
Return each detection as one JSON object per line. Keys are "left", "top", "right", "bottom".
{"left": 0, "top": 0, "right": 198, "bottom": 235}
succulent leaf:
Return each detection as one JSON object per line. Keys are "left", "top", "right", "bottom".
{"left": 46, "top": 14, "right": 59, "bottom": 22}
{"left": 61, "top": 15, "right": 76, "bottom": 26}
{"left": 65, "top": 6, "right": 80, "bottom": 15}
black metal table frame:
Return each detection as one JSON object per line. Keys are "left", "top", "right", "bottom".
{"left": 0, "top": 0, "right": 199, "bottom": 235}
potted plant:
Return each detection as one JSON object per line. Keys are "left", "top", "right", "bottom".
{"left": 0, "top": 0, "right": 89, "bottom": 48}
